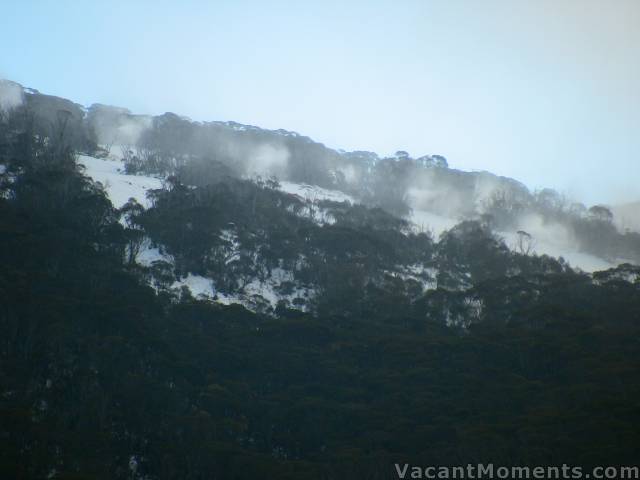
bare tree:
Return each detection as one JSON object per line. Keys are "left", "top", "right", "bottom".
{"left": 515, "top": 230, "right": 536, "bottom": 255}
{"left": 120, "top": 144, "right": 132, "bottom": 161}
{"left": 103, "top": 133, "right": 117, "bottom": 156}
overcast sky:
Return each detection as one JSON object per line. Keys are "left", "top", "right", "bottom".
{"left": 1, "top": 0, "right": 638, "bottom": 205}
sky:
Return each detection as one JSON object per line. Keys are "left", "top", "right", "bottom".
{"left": 1, "top": 0, "right": 638, "bottom": 205}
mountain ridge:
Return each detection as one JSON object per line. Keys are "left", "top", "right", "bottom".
{"left": 2, "top": 79, "right": 639, "bottom": 297}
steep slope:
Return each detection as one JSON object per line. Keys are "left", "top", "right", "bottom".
{"left": 6, "top": 80, "right": 640, "bottom": 279}
{"left": 78, "top": 154, "right": 162, "bottom": 208}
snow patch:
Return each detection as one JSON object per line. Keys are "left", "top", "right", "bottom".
{"left": 387, "top": 263, "right": 438, "bottom": 292}
{"left": 78, "top": 154, "right": 162, "bottom": 208}
{"left": 279, "top": 181, "right": 354, "bottom": 204}
{"left": 279, "top": 181, "right": 356, "bottom": 225}
{"left": 136, "top": 244, "right": 173, "bottom": 267}
{"left": 172, "top": 274, "right": 215, "bottom": 298}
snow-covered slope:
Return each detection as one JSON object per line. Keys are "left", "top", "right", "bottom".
{"left": 277, "top": 181, "right": 355, "bottom": 225}
{"left": 79, "top": 152, "right": 621, "bottom": 305}
{"left": 79, "top": 154, "right": 314, "bottom": 311}
{"left": 281, "top": 179, "right": 617, "bottom": 273}
{"left": 409, "top": 206, "right": 616, "bottom": 272}
{"left": 136, "top": 235, "right": 314, "bottom": 312}
{"left": 279, "top": 181, "right": 354, "bottom": 204}
{"left": 78, "top": 154, "right": 162, "bottom": 208}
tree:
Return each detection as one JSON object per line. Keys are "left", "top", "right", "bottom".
{"left": 515, "top": 230, "right": 536, "bottom": 255}
{"left": 120, "top": 198, "right": 146, "bottom": 264}
{"left": 588, "top": 205, "right": 613, "bottom": 223}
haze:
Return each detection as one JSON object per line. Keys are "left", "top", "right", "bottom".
{"left": 1, "top": 0, "right": 638, "bottom": 205}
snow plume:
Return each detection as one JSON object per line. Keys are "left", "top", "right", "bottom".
{"left": 114, "top": 115, "right": 152, "bottom": 145}
{"left": 245, "top": 143, "right": 290, "bottom": 177}
{"left": 473, "top": 172, "right": 505, "bottom": 206}
{"left": 612, "top": 202, "right": 640, "bottom": 233}
{"left": 406, "top": 170, "right": 469, "bottom": 218}
{"left": 0, "top": 80, "right": 23, "bottom": 113}
{"left": 499, "top": 212, "right": 613, "bottom": 272}
{"left": 405, "top": 166, "right": 532, "bottom": 221}
{"left": 337, "top": 164, "right": 359, "bottom": 184}
{"left": 88, "top": 104, "right": 152, "bottom": 146}
{"left": 514, "top": 213, "right": 576, "bottom": 252}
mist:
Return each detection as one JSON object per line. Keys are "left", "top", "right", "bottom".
{"left": 3, "top": 4, "right": 640, "bottom": 475}
{"left": 245, "top": 143, "right": 290, "bottom": 177}
{"left": 3, "top": 78, "right": 636, "bottom": 274}
{"left": 87, "top": 104, "right": 152, "bottom": 147}
{"left": 0, "top": 80, "right": 23, "bottom": 112}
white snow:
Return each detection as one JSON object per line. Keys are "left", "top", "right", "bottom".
{"left": 134, "top": 240, "right": 218, "bottom": 300}
{"left": 169, "top": 267, "right": 314, "bottom": 312}
{"left": 78, "top": 154, "right": 162, "bottom": 208}
{"left": 78, "top": 150, "right": 627, "bottom": 304}
{"left": 387, "top": 263, "right": 438, "bottom": 292}
{"left": 219, "top": 228, "right": 241, "bottom": 264}
{"left": 278, "top": 181, "right": 356, "bottom": 225}
{"left": 245, "top": 267, "right": 313, "bottom": 309}
{"left": 593, "top": 265, "right": 640, "bottom": 285}
{"left": 136, "top": 243, "right": 173, "bottom": 267}
{"left": 135, "top": 237, "right": 313, "bottom": 312}
{"left": 279, "top": 181, "right": 354, "bottom": 204}
{"left": 172, "top": 274, "right": 215, "bottom": 298}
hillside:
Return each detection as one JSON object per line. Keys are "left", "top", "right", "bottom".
{"left": 7, "top": 81, "right": 640, "bottom": 276}
{"left": 1, "top": 80, "right": 640, "bottom": 478}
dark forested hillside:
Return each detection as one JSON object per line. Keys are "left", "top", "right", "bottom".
{"left": 1, "top": 85, "right": 640, "bottom": 479}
